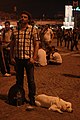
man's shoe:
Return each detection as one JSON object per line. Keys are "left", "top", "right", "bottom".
{"left": 4, "top": 73, "right": 11, "bottom": 77}
{"left": 26, "top": 105, "right": 35, "bottom": 111}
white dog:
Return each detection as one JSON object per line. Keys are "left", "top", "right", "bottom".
{"left": 35, "top": 94, "right": 73, "bottom": 113}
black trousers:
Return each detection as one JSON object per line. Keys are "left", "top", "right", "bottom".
{"left": 3, "top": 48, "right": 10, "bottom": 73}
{"left": 15, "top": 58, "right": 36, "bottom": 105}
{"left": 71, "top": 40, "right": 78, "bottom": 51}
{"left": 0, "top": 48, "right": 10, "bottom": 75}
{"left": 0, "top": 51, "right": 6, "bottom": 74}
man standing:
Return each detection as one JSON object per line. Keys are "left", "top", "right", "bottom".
{"left": 71, "top": 28, "right": 79, "bottom": 51}
{"left": 41, "top": 24, "right": 54, "bottom": 50}
{"left": 10, "top": 11, "right": 39, "bottom": 109}
{"left": 0, "top": 21, "right": 13, "bottom": 76}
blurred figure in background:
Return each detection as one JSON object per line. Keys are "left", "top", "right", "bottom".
{"left": 48, "top": 46, "right": 62, "bottom": 65}
{"left": 0, "top": 21, "right": 13, "bottom": 76}
{"left": 36, "top": 43, "right": 47, "bottom": 67}
{"left": 71, "top": 28, "right": 79, "bottom": 51}
{"left": 56, "top": 27, "right": 63, "bottom": 46}
{"left": 40, "top": 24, "right": 54, "bottom": 50}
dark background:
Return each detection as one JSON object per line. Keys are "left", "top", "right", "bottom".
{"left": 0, "top": 0, "right": 74, "bottom": 18}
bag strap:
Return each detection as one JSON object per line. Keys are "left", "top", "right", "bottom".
{"left": 29, "top": 26, "right": 33, "bottom": 58}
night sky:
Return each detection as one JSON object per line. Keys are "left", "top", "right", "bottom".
{"left": 0, "top": 0, "right": 77, "bottom": 18}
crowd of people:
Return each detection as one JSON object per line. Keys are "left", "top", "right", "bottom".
{"left": 0, "top": 10, "right": 80, "bottom": 110}
{"left": 0, "top": 14, "right": 80, "bottom": 73}
{"left": 56, "top": 27, "right": 79, "bottom": 51}
{"left": 0, "top": 18, "right": 64, "bottom": 75}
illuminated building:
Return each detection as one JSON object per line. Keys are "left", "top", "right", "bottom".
{"left": 61, "top": 5, "right": 74, "bottom": 29}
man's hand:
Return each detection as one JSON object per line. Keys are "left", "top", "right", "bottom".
{"left": 30, "top": 58, "right": 35, "bottom": 64}
{"left": 10, "top": 58, "right": 16, "bottom": 65}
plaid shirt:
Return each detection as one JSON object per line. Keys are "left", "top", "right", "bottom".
{"left": 13, "top": 25, "right": 39, "bottom": 59}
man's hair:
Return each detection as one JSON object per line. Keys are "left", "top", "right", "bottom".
{"left": 20, "top": 11, "right": 32, "bottom": 20}
{"left": 51, "top": 46, "right": 58, "bottom": 52}
{"left": 5, "top": 20, "right": 10, "bottom": 25}
{"left": 51, "top": 46, "right": 55, "bottom": 49}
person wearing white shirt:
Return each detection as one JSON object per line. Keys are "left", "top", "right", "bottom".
{"left": 49, "top": 46, "right": 62, "bottom": 65}
{"left": 37, "top": 43, "right": 47, "bottom": 66}
{"left": 41, "top": 24, "right": 54, "bottom": 50}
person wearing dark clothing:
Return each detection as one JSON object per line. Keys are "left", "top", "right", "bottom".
{"left": 0, "top": 46, "right": 11, "bottom": 76}
{"left": 67, "top": 28, "right": 73, "bottom": 50}
{"left": 56, "top": 27, "right": 63, "bottom": 46}
{"left": 1, "top": 21, "right": 13, "bottom": 76}
{"left": 10, "top": 11, "right": 39, "bottom": 109}
{"left": 71, "top": 28, "right": 79, "bottom": 51}
{"left": 47, "top": 46, "right": 62, "bottom": 65}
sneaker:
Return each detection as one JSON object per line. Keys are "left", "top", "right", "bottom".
{"left": 3, "top": 73, "right": 11, "bottom": 77}
{"left": 26, "top": 105, "right": 35, "bottom": 111}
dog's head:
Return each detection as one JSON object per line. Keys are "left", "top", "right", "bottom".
{"left": 62, "top": 102, "right": 73, "bottom": 112}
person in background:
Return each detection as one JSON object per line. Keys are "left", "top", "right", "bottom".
{"left": 0, "top": 45, "right": 11, "bottom": 77}
{"left": 48, "top": 46, "right": 62, "bottom": 65}
{"left": 0, "top": 21, "right": 13, "bottom": 76}
{"left": 56, "top": 27, "right": 63, "bottom": 46}
{"left": 67, "top": 28, "right": 73, "bottom": 50}
{"left": 63, "top": 29, "right": 69, "bottom": 47}
{"left": 71, "top": 28, "right": 79, "bottom": 51}
{"left": 36, "top": 42, "right": 47, "bottom": 66}
{"left": 40, "top": 24, "right": 54, "bottom": 50}
{"left": 10, "top": 11, "right": 39, "bottom": 109}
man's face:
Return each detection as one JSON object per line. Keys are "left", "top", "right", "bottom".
{"left": 5, "top": 23, "right": 10, "bottom": 30}
{"left": 20, "top": 13, "right": 29, "bottom": 24}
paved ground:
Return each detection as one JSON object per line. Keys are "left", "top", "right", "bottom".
{"left": 0, "top": 39, "right": 80, "bottom": 120}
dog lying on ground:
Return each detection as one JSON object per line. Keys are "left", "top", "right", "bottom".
{"left": 35, "top": 94, "right": 73, "bottom": 113}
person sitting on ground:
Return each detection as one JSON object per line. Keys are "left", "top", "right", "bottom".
{"left": 48, "top": 46, "right": 62, "bottom": 65}
{"left": 35, "top": 43, "right": 47, "bottom": 66}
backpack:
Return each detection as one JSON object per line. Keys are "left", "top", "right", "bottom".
{"left": 8, "top": 84, "right": 25, "bottom": 106}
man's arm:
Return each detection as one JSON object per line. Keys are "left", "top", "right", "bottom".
{"left": 33, "top": 41, "right": 39, "bottom": 60}
{"left": 30, "top": 28, "right": 39, "bottom": 63}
